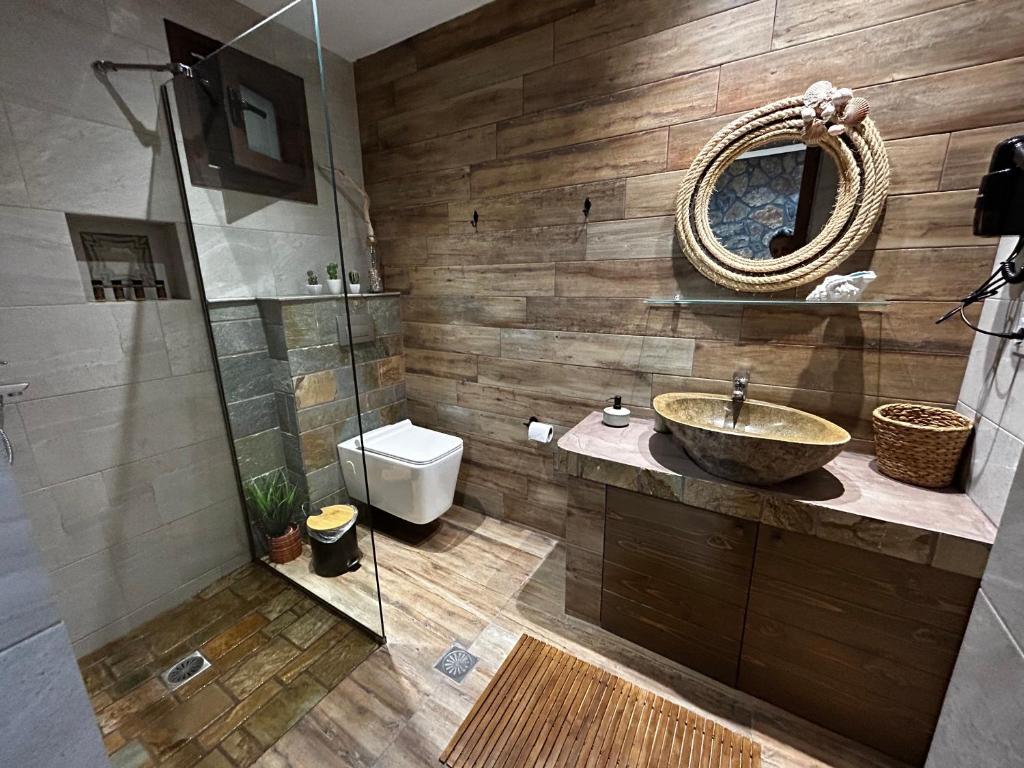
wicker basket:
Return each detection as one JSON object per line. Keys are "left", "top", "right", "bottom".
{"left": 872, "top": 404, "right": 973, "bottom": 488}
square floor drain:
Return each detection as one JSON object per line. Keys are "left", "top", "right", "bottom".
{"left": 160, "top": 650, "right": 211, "bottom": 690}
{"left": 435, "top": 644, "right": 478, "bottom": 683}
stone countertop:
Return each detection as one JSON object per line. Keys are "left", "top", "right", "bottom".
{"left": 557, "top": 412, "right": 995, "bottom": 575}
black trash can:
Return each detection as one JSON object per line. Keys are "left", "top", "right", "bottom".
{"left": 307, "top": 505, "right": 361, "bottom": 577}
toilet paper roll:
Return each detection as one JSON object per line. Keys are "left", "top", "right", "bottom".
{"left": 527, "top": 420, "right": 554, "bottom": 443}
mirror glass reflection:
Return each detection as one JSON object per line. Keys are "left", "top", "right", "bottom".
{"left": 708, "top": 142, "right": 838, "bottom": 260}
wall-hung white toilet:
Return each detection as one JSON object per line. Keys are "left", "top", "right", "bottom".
{"left": 338, "top": 419, "right": 463, "bottom": 524}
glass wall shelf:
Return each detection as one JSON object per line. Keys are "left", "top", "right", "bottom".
{"left": 644, "top": 297, "right": 890, "bottom": 309}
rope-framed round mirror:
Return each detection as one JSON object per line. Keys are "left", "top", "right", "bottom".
{"left": 675, "top": 81, "right": 890, "bottom": 293}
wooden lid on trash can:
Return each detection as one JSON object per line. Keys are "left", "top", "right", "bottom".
{"left": 307, "top": 504, "right": 356, "bottom": 531}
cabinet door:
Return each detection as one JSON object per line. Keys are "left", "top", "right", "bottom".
{"left": 601, "top": 487, "right": 756, "bottom": 685}
{"left": 740, "top": 528, "right": 979, "bottom": 766}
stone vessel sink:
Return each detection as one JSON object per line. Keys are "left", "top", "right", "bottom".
{"left": 653, "top": 392, "right": 851, "bottom": 485}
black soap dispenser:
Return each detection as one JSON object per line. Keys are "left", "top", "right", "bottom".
{"left": 603, "top": 395, "right": 631, "bottom": 428}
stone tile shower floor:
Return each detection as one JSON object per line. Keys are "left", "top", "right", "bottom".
{"left": 77, "top": 565, "right": 379, "bottom": 767}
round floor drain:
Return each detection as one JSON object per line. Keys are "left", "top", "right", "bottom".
{"left": 161, "top": 651, "right": 211, "bottom": 689}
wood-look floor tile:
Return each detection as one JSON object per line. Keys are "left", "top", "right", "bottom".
{"left": 261, "top": 610, "right": 300, "bottom": 638}
{"left": 136, "top": 684, "right": 233, "bottom": 760}
{"left": 281, "top": 605, "right": 337, "bottom": 649}
{"left": 258, "top": 588, "right": 304, "bottom": 621}
{"left": 81, "top": 661, "right": 115, "bottom": 696}
{"left": 198, "top": 679, "right": 282, "bottom": 751}
{"left": 309, "top": 630, "right": 380, "bottom": 690}
{"left": 223, "top": 637, "right": 302, "bottom": 700}
{"left": 98, "top": 678, "right": 169, "bottom": 734}
{"left": 202, "top": 613, "right": 270, "bottom": 661}
{"left": 221, "top": 727, "right": 267, "bottom": 767}
{"left": 193, "top": 749, "right": 233, "bottom": 768}
{"left": 245, "top": 673, "right": 328, "bottom": 748}
{"left": 277, "top": 623, "right": 355, "bottom": 685}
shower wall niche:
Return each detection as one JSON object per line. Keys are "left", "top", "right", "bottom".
{"left": 66, "top": 213, "right": 191, "bottom": 302}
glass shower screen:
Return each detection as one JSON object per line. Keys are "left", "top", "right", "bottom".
{"left": 160, "top": 0, "right": 386, "bottom": 639}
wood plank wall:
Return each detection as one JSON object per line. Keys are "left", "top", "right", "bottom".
{"left": 354, "top": 0, "right": 1024, "bottom": 537}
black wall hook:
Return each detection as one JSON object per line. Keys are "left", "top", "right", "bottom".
{"left": 582, "top": 197, "right": 592, "bottom": 218}
{"left": 470, "top": 210, "right": 479, "bottom": 228}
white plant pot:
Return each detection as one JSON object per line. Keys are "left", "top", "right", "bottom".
{"left": 327, "top": 278, "right": 343, "bottom": 295}
{"left": 305, "top": 284, "right": 323, "bottom": 295}
{"left": 348, "top": 283, "right": 361, "bottom": 295}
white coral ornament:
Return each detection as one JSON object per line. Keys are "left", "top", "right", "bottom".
{"left": 805, "top": 271, "right": 877, "bottom": 302}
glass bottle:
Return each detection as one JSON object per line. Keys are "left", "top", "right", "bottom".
{"left": 366, "top": 234, "right": 383, "bottom": 294}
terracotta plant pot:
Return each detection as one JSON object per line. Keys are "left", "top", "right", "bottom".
{"left": 268, "top": 524, "right": 302, "bottom": 564}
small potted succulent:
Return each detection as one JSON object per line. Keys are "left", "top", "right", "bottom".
{"left": 325, "top": 262, "right": 342, "bottom": 295}
{"left": 246, "top": 471, "right": 302, "bottom": 564}
{"left": 305, "top": 270, "right": 322, "bottom": 295}
{"left": 347, "top": 270, "right": 361, "bottom": 295}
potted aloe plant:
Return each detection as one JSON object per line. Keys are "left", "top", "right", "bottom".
{"left": 246, "top": 471, "right": 302, "bottom": 564}
{"left": 347, "top": 270, "right": 361, "bottom": 295}
{"left": 326, "top": 262, "right": 342, "bottom": 295}
{"left": 305, "top": 270, "right": 322, "bottom": 295}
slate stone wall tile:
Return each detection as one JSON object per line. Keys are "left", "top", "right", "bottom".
{"left": 269, "top": 360, "right": 293, "bottom": 394}
{"left": 275, "top": 393, "right": 299, "bottom": 435}
{"left": 300, "top": 428, "right": 336, "bottom": 472}
{"left": 208, "top": 302, "right": 259, "bottom": 322}
{"left": 280, "top": 432, "right": 304, "bottom": 476}
{"left": 257, "top": 299, "right": 283, "bottom": 325}
{"left": 296, "top": 397, "right": 357, "bottom": 433}
{"left": 218, "top": 352, "right": 273, "bottom": 404}
{"left": 233, "top": 429, "right": 285, "bottom": 482}
{"left": 294, "top": 370, "right": 338, "bottom": 409}
{"left": 336, "top": 366, "right": 356, "bottom": 398}
{"left": 368, "top": 296, "right": 401, "bottom": 337}
{"left": 352, "top": 335, "right": 403, "bottom": 365}
{"left": 265, "top": 324, "right": 289, "bottom": 362}
{"left": 304, "top": 462, "right": 342, "bottom": 502}
{"left": 314, "top": 300, "right": 343, "bottom": 345}
{"left": 228, "top": 395, "right": 279, "bottom": 439}
{"left": 282, "top": 304, "right": 318, "bottom": 347}
{"left": 211, "top": 319, "right": 267, "bottom": 357}
{"left": 288, "top": 343, "right": 348, "bottom": 376}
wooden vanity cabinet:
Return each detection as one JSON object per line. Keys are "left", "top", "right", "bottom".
{"left": 592, "top": 488, "right": 981, "bottom": 765}
{"left": 739, "top": 528, "right": 979, "bottom": 765}
{"left": 600, "top": 487, "right": 757, "bottom": 685}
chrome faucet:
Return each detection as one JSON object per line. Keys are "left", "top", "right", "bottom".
{"left": 732, "top": 369, "right": 750, "bottom": 403}
{"left": 730, "top": 369, "right": 749, "bottom": 427}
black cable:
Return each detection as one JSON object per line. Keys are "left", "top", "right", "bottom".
{"left": 958, "top": 305, "right": 1024, "bottom": 341}
{"left": 936, "top": 235, "right": 1024, "bottom": 339}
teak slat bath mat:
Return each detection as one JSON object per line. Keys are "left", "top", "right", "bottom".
{"left": 440, "top": 635, "right": 761, "bottom": 768}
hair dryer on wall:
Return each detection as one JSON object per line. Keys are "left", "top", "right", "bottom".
{"left": 937, "top": 135, "right": 1024, "bottom": 339}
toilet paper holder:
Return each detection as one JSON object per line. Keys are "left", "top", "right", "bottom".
{"left": 522, "top": 416, "right": 539, "bottom": 426}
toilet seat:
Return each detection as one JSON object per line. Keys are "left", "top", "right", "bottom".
{"left": 353, "top": 420, "right": 462, "bottom": 465}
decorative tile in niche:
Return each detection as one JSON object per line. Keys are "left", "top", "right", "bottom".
{"left": 66, "top": 213, "right": 191, "bottom": 302}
